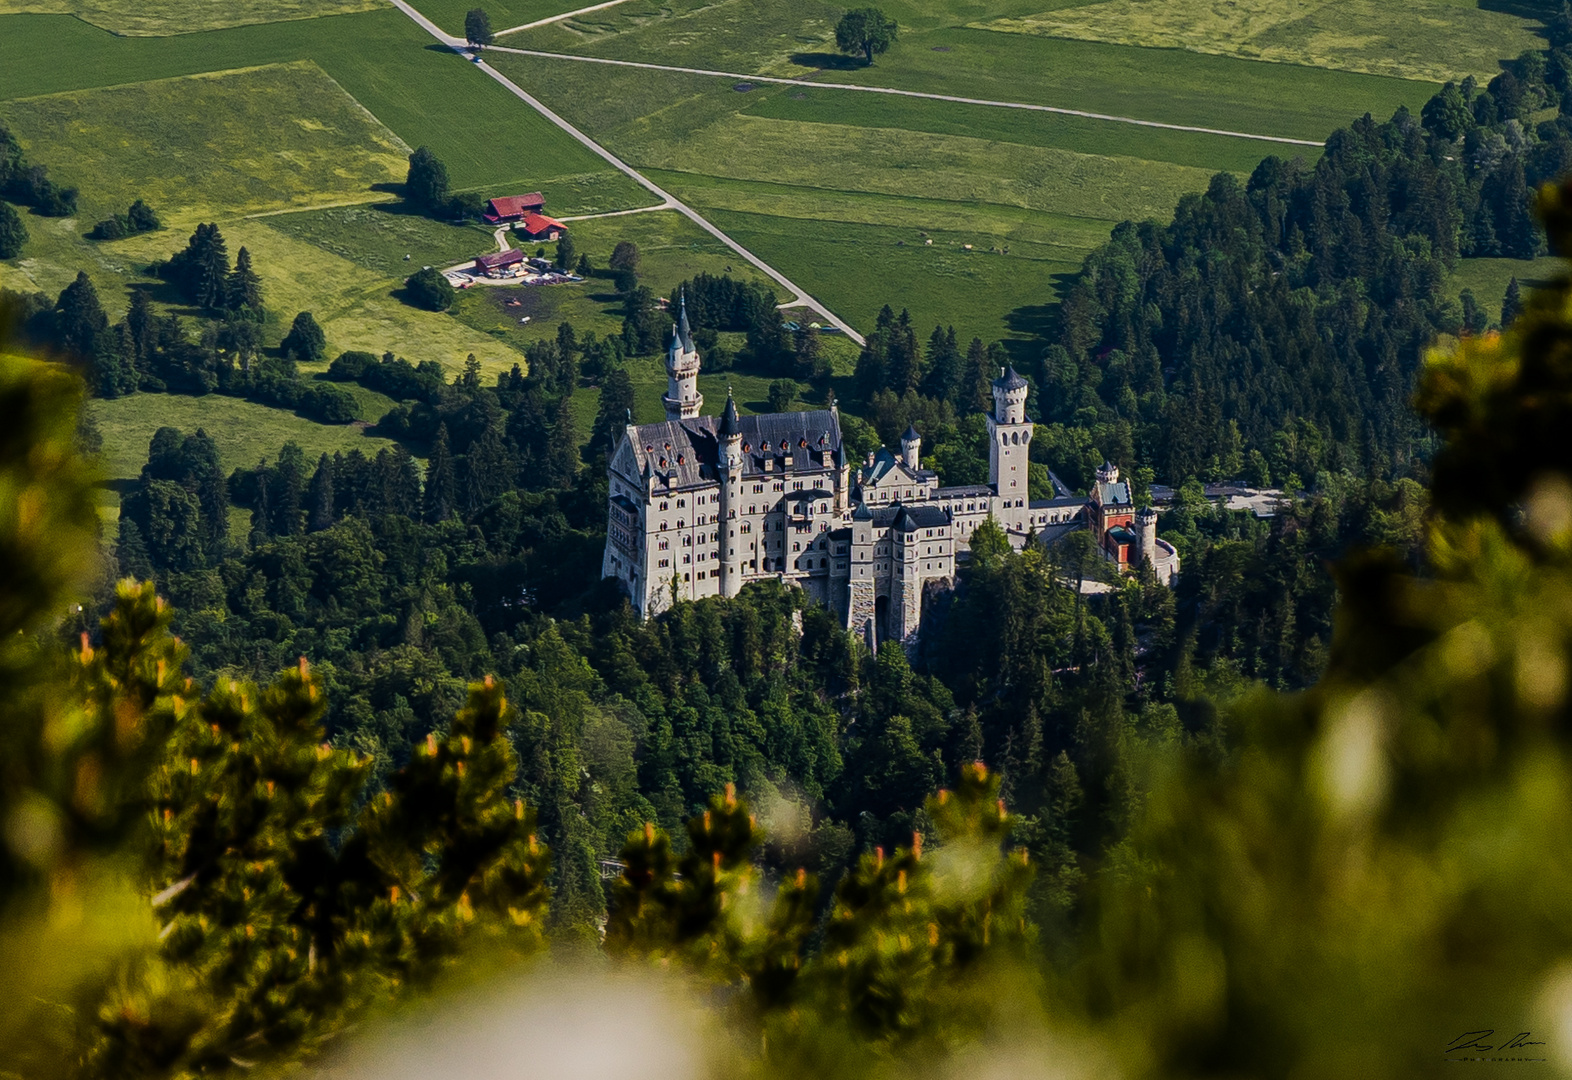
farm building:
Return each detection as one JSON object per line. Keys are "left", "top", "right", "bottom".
{"left": 482, "top": 193, "right": 546, "bottom": 223}
{"left": 517, "top": 212, "right": 567, "bottom": 241}
{"left": 473, "top": 248, "right": 528, "bottom": 277}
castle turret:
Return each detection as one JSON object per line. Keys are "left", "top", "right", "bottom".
{"left": 1137, "top": 504, "right": 1158, "bottom": 567}
{"left": 718, "top": 389, "right": 744, "bottom": 598}
{"left": 662, "top": 292, "right": 702, "bottom": 421}
{"left": 992, "top": 365, "right": 1028, "bottom": 424}
{"left": 987, "top": 365, "right": 1033, "bottom": 507}
{"left": 901, "top": 423, "right": 921, "bottom": 472}
{"left": 1097, "top": 460, "right": 1120, "bottom": 485}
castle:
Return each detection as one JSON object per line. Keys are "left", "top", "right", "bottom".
{"left": 600, "top": 300, "right": 1179, "bottom": 648}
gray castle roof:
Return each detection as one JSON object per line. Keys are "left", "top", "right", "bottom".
{"left": 673, "top": 292, "right": 694, "bottom": 352}
{"left": 994, "top": 365, "right": 1028, "bottom": 392}
{"left": 902, "top": 423, "right": 921, "bottom": 442}
{"left": 719, "top": 391, "right": 741, "bottom": 437}
{"left": 894, "top": 505, "right": 949, "bottom": 531}
{"left": 626, "top": 408, "right": 842, "bottom": 489}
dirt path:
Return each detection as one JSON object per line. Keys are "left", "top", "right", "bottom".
{"left": 494, "top": 0, "right": 638, "bottom": 37}
{"left": 386, "top": 0, "right": 868, "bottom": 343}
{"left": 483, "top": 45, "right": 1325, "bottom": 147}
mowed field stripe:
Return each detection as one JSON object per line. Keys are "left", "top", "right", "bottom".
{"left": 483, "top": 45, "right": 1326, "bottom": 147}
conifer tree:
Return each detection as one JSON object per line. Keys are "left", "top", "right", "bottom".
{"left": 1502, "top": 274, "right": 1524, "bottom": 327}
{"left": 125, "top": 287, "right": 155, "bottom": 375}
{"left": 55, "top": 270, "right": 107, "bottom": 360}
{"left": 0, "top": 199, "right": 26, "bottom": 259}
{"left": 280, "top": 311, "right": 325, "bottom": 363}
{"left": 224, "top": 245, "right": 263, "bottom": 316}
{"left": 307, "top": 453, "right": 335, "bottom": 532}
{"left": 424, "top": 422, "right": 458, "bottom": 523}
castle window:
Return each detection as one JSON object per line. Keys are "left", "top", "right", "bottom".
{"left": 659, "top": 558, "right": 669, "bottom": 568}
{"left": 659, "top": 540, "right": 669, "bottom": 551}
{"left": 697, "top": 571, "right": 705, "bottom": 580}
{"left": 677, "top": 499, "right": 686, "bottom": 507}
{"left": 683, "top": 555, "right": 691, "bottom": 564}
{"left": 754, "top": 484, "right": 763, "bottom": 494}
{"left": 660, "top": 521, "right": 668, "bottom": 531}
{"left": 659, "top": 501, "right": 668, "bottom": 511}
{"left": 793, "top": 542, "right": 800, "bottom": 551}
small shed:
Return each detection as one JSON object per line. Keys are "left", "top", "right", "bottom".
{"left": 473, "top": 248, "right": 528, "bottom": 276}
{"left": 517, "top": 212, "right": 567, "bottom": 241}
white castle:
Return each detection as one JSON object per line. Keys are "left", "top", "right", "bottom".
{"left": 601, "top": 298, "right": 1178, "bottom": 649}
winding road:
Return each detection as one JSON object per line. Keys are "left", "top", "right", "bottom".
{"left": 387, "top": 0, "right": 868, "bottom": 343}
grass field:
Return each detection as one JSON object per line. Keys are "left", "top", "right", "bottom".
{"left": 1446, "top": 255, "right": 1567, "bottom": 318}
{"left": 263, "top": 205, "right": 499, "bottom": 277}
{"left": 511, "top": 0, "right": 1445, "bottom": 142}
{"left": 0, "top": 62, "right": 409, "bottom": 219}
{"left": 0, "top": 0, "right": 376, "bottom": 35}
{"left": 981, "top": 0, "right": 1544, "bottom": 84}
{"left": 0, "top": 10, "right": 647, "bottom": 202}
{"left": 88, "top": 392, "right": 399, "bottom": 486}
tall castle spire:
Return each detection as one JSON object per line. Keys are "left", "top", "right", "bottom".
{"left": 662, "top": 289, "right": 702, "bottom": 422}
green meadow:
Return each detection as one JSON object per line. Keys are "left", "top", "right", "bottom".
{"left": 508, "top": 0, "right": 1445, "bottom": 141}
{"left": 0, "top": 0, "right": 377, "bottom": 35}
{"left": 982, "top": 0, "right": 1542, "bottom": 84}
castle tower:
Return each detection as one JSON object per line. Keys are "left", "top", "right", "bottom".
{"left": 1136, "top": 505, "right": 1158, "bottom": 567}
{"left": 901, "top": 423, "right": 921, "bottom": 472}
{"left": 987, "top": 365, "right": 1032, "bottom": 501}
{"left": 717, "top": 389, "right": 744, "bottom": 598}
{"left": 662, "top": 292, "right": 702, "bottom": 421}
{"left": 1097, "top": 460, "right": 1120, "bottom": 486}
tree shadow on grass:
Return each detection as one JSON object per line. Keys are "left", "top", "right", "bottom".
{"left": 788, "top": 51, "right": 868, "bottom": 72}
{"left": 1478, "top": 0, "right": 1557, "bottom": 34}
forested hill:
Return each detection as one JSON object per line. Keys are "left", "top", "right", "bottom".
{"left": 1038, "top": 19, "right": 1572, "bottom": 487}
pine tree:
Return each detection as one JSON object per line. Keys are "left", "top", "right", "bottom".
{"left": 189, "top": 223, "right": 230, "bottom": 310}
{"left": 115, "top": 516, "right": 154, "bottom": 581}
{"left": 55, "top": 270, "right": 107, "bottom": 360}
{"left": 224, "top": 245, "right": 263, "bottom": 315}
{"left": 960, "top": 336, "right": 992, "bottom": 415}
{"left": 269, "top": 441, "right": 306, "bottom": 537}
{"left": 0, "top": 199, "right": 26, "bottom": 259}
{"left": 542, "top": 399, "right": 579, "bottom": 488}
{"left": 462, "top": 420, "right": 510, "bottom": 515}
{"left": 280, "top": 311, "right": 326, "bottom": 363}
{"left": 424, "top": 422, "right": 458, "bottom": 522}
{"left": 125, "top": 287, "right": 155, "bottom": 375}
{"left": 307, "top": 453, "right": 336, "bottom": 532}
{"left": 1502, "top": 275, "right": 1524, "bottom": 328}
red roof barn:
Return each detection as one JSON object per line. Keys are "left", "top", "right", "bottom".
{"left": 483, "top": 194, "right": 546, "bottom": 223}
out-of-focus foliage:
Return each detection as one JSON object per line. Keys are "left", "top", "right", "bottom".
{"left": 1072, "top": 178, "right": 1572, "bottom": 1079}
{"left": 607, "top": 764, "right": 1034, "bottom": 1063}
{"left": 0, "top": 351, "right": 552, "bottom": 1078}
{"left": 0, "top": 352, "right": 164, "bottom": 1079}
{"left": 86, "top": 657, "right": 551, "bottom": 1077}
